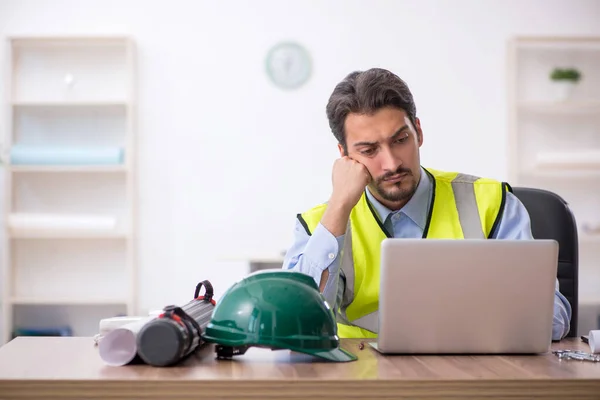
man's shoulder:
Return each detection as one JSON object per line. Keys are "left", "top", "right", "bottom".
{"left": 424, "top": 167, "right": 507, "bottom": 186}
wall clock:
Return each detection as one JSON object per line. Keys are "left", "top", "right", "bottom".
{"left": 265, "top": 41, "right": 312, "bottom": 90}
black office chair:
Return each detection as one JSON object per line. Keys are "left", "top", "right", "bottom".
{"left": 511, "top": 187, "right": 578, "bottom": 337}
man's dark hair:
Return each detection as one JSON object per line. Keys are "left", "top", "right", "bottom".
{"left": 325, "top": 68, "right": 417, "bottom": 153}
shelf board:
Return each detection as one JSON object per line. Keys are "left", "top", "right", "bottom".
{"left": 221, "top": 254, "right": 286, "bottom": 263}
{"left": 10, "top": 36, "right": 132, "bottom": 46}
{"left": 521, "top": 169, "right": 600, "bottom": 179}
{"left": 579, "top": 295, "right": 600, "bottom": 306}
{"left": 9, "top": 230, "right": 129, "bottom": 239}
{"left": 248, "top": 258, "right": 285, "bottom": 264}
{"left": 580, "top": 233, "right": 600, "bottom": 244}
{"left": 529, "top": 151, "right": 600, "bottom": 172}
{"left": 12, "top": 101, "right": 128, "bottom": 107}
{"left": 10, "top": 297, "right": 129, "bottom": 306}
{"left": 515, "top": 37, "right": 600, "bottom": 51}
{"left": 518, "top": 101, "right": 600, "bottom": 114}
{"left": 8, "top": 165, "right": 127, "bottom": 173}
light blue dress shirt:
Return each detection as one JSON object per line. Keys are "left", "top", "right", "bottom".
{"left": 282, "top": 167, "right": 572, "bottom": 341}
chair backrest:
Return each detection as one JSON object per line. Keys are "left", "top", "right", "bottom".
{"left": 511, "top": 187, "right": 578, "bottom": 337}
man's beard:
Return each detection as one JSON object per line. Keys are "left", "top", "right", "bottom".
{"left": 370, "top": 166, "right": 418, "bottom": 203}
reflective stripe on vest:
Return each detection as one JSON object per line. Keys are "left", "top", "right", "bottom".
{"left": 299, "top": 167, "right": 508, "bottom": 338}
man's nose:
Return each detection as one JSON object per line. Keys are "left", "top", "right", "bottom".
{"left": 380, "top": 147, "right": 401, "bottom": 172}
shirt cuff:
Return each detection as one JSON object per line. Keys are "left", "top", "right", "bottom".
{"left": 302, "top": 222, "right": 344, "bottom": 272}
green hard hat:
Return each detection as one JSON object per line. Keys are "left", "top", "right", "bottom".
{"left": 202, "top": 270, "right": 357, "bottom": 362}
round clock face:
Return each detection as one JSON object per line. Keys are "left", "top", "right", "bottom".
{"left": 265, "top": 42, "right": 312, "bottom": 90}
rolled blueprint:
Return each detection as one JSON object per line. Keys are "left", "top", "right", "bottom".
{"left": 98, "top": 316, "right": 156, "bottom": 366}
{"left": 589, "top": 330, "right": 600, "bottom": 354}
{"left": 8, "top": 213, "right": 117, "bottom": 235}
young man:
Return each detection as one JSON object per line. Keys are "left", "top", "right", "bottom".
{"left": 282, "top": 68, "right": 571, "bottom": 341}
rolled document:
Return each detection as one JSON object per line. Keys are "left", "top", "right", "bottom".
{"left": 590, "top": 330, "right": 600, "bottom": 354}
{"left": 8, "top": 213, "right": 117, "bottom": 235}
{"left": 98, "top": 281, "right": 216, "bottom": 367}
{"left": 94, "top": 316, "right": 144, "bottom": 345}
{"left": 98, "top": 316, "right": 156, "bottom": 366}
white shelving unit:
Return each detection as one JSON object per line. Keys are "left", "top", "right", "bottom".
{"left": 508, "top": 36, "right": 600, "bottom": 333}
{"left": 1, "top": 36, "right": 136, "bottom": 343}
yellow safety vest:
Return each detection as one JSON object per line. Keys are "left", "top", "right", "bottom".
{"left": 298, "top": 167, "right": 511, "bottom": 338}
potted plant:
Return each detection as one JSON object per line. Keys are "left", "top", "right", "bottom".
{"left": 549, "top": 67, "right": 582, "bottom": 101}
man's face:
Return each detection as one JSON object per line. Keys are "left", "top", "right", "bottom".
{"left": 340, "top": 107, "right": 423, "bottom": 209}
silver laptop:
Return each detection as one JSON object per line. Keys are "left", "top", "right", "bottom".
{"left": 370, "top": 239, "right": 558, "bottom": 354}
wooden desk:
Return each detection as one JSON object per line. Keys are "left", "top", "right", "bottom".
{"left": 0, "top": 337, "right": 599, "bottom": 399}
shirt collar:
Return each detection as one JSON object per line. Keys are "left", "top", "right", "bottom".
{"left": 365, "top": 167, "right": 432, "bottom": 230}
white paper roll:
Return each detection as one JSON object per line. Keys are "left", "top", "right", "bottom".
{"left": 98, "top": 316, "right": 155, "bottom": 366}
{"left": 589, "top": 330, "right": 600, "bottom": 354}
{"left": 8, "top": 213, "right": 117, "bottom": 235}
{"left": 99, "top": 316, "right": 145, "bottom": 337}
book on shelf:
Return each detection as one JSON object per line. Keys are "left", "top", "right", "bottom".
{"left": 12, "top": 326, "right": 73, "bottom": 338}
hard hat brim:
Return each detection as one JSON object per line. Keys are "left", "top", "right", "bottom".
{"left": 303, "top": 346, "right": 358, "bottom": 362}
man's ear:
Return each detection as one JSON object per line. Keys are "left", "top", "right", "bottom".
{"left": 338, "top": 143, "right": 347, "bottom": 157}
{"left": 414, "top": 118, "right": 424, "bottom": 147}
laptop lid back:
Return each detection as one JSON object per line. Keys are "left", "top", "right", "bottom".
{"left": 377, "top": 239, "right": 558, "bottom": 354}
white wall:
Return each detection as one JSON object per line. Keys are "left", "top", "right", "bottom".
{"left": 1, "top": 0, "right": 599, "bottom": 312}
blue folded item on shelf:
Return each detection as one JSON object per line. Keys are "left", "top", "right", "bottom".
{"left": 13, "top": 325, "right": 73, "bottom": 338}
{"left": 10, "top": 144, "right": 124, "bottom": 165}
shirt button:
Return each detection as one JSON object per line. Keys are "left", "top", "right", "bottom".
{"left": 328, "top": 253, "right": 335, "bottom": 260}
